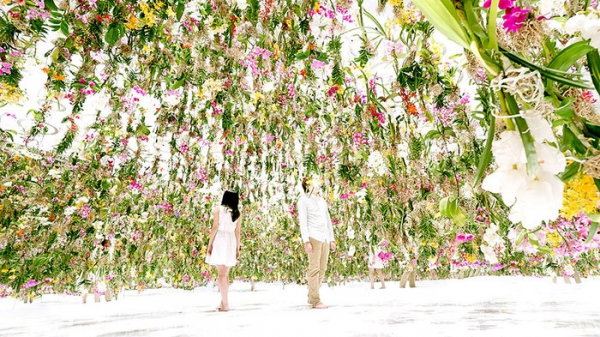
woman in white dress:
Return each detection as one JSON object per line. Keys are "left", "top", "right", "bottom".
{"left": 206, "top": 191, "right": 242, "bottom": 312}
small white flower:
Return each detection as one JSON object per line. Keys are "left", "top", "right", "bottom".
{"left": 480, "top": 244, "right": 499, "bottom": 264}
{"left": 348, "top": 245, "right": 356, "bottom": 257}
{"left": 347, "top": 226, "right": 355, "bottom": 240}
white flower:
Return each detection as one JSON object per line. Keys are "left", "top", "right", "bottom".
{"left": 447, "top": 142, "right": 459, "bottom": 153}
{"left": 482, "top": 130, "right": 566, "bottom": 230}
{"left": 365, "top": 229, "right": 371, "bottom": 242}
{"left": 565, "top": 14, "right": 600, "bottom": 50}
{"left": 347, "top": 226, "right": 355, "bottom": 240}
{"left": 348, "top": 245, "right": 355, "bottom": 257}
{"left": 262, "top": 81, "right": 275, "bottom": 92}
{"left": 64, "top": 206, "right": 78, "bottom": 216}
{"left": 367, "top": 150, "right": 387, "bottom": 176}
{"left": 48, "top": 169, "right": 61, "bottom": 179}
{"left": 482, "top": 131, "right": 528, "bottom": 206}
{"left": 535, "top": 142, "right": 566, "bottom": 175}
{"left": 480, "top": 244, "right": 499, "bottom": 264}
{"left": 525, "top": 114, "right": 556, "bottom": 143}
{"left": 397, "top": 142, "right": 409, "bottom": 159}
{"left": 483, "top": 223, "right": 503, "bottom": 247}
{"left": 235, "top": 0, "right": 247, "bottom": 10}
{"left": 508, "top": 171, "right": 564, "bottom": 230}
{"left": 90, "top": 50, "right": 109, "bottom": 63}
{"left": 163, "top": 93, "right": 181, "bottom": 107}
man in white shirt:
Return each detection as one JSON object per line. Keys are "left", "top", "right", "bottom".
{"left": 298, "top": 177, "right": 336, "bottom": 309}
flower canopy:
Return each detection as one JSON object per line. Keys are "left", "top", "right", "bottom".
{"left": 0, "top": 0, "right": 599, "bottom": 299}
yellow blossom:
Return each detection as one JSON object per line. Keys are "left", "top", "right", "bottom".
{"left": 313, "top": 2, "right": 320, "bottom": 12}
{"left": 125, "top": 14, "right": 139, "bottom": 30}
{"left": 166, "top": 7, "right": 175, "bottom": 18}
{"left": 252, "top": 92, "right": 264, "bottom": 104}
{"left": 561, "top": 173, "right": 599, "bottom": 219}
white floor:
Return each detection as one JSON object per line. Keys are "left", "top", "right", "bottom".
{"left": 1, "top": 276, "right": 600, "bottom": 337}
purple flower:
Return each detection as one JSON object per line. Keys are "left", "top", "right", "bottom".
{"left": 311, "top": 59, "right": 326, "bottom": 71}
{"left": 0, "top": 62, "right": 12, "bottom": 75}
{"left": 24, "top": 279, "right": 40, "bottom": 289}
{"left": 381, "top": 240, "right": 390, "bottom": 247}
{"left": 502, "top": 6, "right": 530, "bottom": 33}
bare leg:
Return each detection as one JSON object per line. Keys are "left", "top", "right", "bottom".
{"left": 377, "top": 269, "right": 386, "bottom": 289}
{"left": 369, "top": 268, "right": 375, "bottom": 289}
{"left": 217, "top": 265, "right": 230, "bottom": 311}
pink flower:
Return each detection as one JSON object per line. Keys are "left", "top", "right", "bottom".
{"left": 340, "top": 193, "right": 349, "bottom": 200}
{"left": 381, "top": 240, "right": 390, "bottom": 247}
{"left": 502, "top": 6, "right": 530, "bottom": 33}
{"left": 483, "top": 0, "right": 514, "bottom": 9}
{"left": 311, "top": 59, "right": 326, "bottom": 71}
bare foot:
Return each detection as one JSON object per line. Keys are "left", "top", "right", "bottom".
{"left": 370, "top": 285, "right": 374, "bottom": 289}
{"left": 380, "top": 285, "right": 386, "bottom": 289}
{"left": 312, "top": 302, "right": 328, "bottom": 309}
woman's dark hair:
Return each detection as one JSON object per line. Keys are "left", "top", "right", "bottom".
{"left": 221, "top": 190, "right": 240, "bottom": 222}
{"left": 302, "top": 178, "right": 309, "bottom": 193}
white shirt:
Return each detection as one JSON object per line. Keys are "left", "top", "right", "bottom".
{"left": 298, "top": 194, "right": 334, "bottom": 243}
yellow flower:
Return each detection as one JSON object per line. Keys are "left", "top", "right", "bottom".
{"left": 9, "top": 275, "right": 16, "bottom": 280}
{"left": 1, "top": 269, "right": 7, "bottom": 273}
{"left": 313, "top": 2, "right": 320, "bottom": 12}
{"left": 252, "top": 92, "right": 264, "bottom": 104}
{"left": 561, "top": 173, "right": 599, "bottom": 219}
{"left": 153, "top": 1, "right": 164, "bottom": 9}
{"left": 166, "top": 7, "right": 175, "bottom": 18}
{"left": 389, "top": 0, "right": 403, "bottom": 6}
{"left": 125, "top": 14, "right": 140, "bottom": 30}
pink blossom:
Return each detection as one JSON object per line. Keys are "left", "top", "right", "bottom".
{"left": 502, "top": 6, "right": 530, "bottom": 33}
{"left": 311, "top": 59, "right": 326, "bottom": 71}
{"left": 0, "top": 62, "right": 12, "bottom": 75}
{"left": 483, "top": 0, "right": 514, "bottom": 9}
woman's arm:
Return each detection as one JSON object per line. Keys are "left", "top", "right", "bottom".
{"left": 235, "top": 214, "right": 243, "bottom": 258}
{"left": 207, "top": 207, "right": 220, "bottom": 254}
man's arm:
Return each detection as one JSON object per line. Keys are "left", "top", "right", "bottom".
{"left": 298, "top": 196, "right": 309, "bottom": 243}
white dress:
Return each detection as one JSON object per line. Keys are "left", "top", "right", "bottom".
{"left": 205, "top": 206, "right": 239, "bottom": 267}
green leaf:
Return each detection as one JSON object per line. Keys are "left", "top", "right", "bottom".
{"left": 424, "top": 129, "right": 441, "bottom": 140}
{"left": 584, "top": 220, "right": 599, "bottom": 244}
{"left": 501, "top": 47, "right": 593, "bottom": 89}
{"left": 595, "top": 178, "right": 600, "bottom": 192}
{"left": 561, "top": 125, "right": 587, "bottom": 154}
{"left": 515, "top": 228, "right": 527, "bottom": 246}
{"left": 60, "top": 20, "right": 69, "bottom": 37}
{"left": 411, "top": 0, "right": 470, "bottom": 49}
{"left": 474, "top": 114, "right": 495, "bottom": 185}
{"left": 176, "top": 1, "right": 185, "bottom": 21}
{"left": 587, "top": 49, "right": 600, "bottom": 94}
{"left": 105, "top": 26, "right": 118, "bottom": 46}
{"left": 558, "top": 161, "right": 581, "bottom": 181}
{"left": 486, "top": 0, "right": 499, "bottom": 50}
{"left": 170, "top": 78, "right": 185, "bottom": 90}
{"left": 295, "top": 50, "right": 309, "bottom": 60}
{"left": 505, "top": 93, "right": 538, "bottom": 177}
{"left": 583, "top": 122, "right": 600, "bottom": 140}
{"left": 362, "top": 9, "right": 387, "bottom": 38}
{"left": 44, "top": 0, "right": 58, "bottom": 11}
{"left": 545, "top": 40, "right": 594, "bottom": 93}
{"left": 136, "top": 124, "right": 150, "bottom": 136}
{"left": 555, "top": 98, "right": 574, "bottom": 118}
